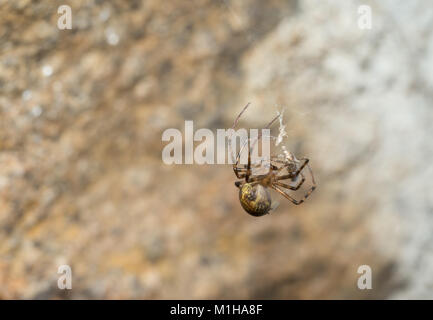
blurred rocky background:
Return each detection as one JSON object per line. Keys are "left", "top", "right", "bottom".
{"left": 0, "top": 0, "right": 432, "bottom": 299}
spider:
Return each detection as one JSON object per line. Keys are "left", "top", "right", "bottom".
{"left": 230, "top": 103, "right": 316, "bottom": 217}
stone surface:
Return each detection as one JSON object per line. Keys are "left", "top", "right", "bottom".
{"left": 0, "top": 0, "right": 432, "bottom": 299}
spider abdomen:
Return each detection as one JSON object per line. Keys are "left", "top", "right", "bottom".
{"left": 239, "top": 183, "right": 272, "bottom": 217}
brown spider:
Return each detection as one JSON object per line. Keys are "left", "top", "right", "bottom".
{"left": 230, "top": 103, "right": 316, "bottom": 217}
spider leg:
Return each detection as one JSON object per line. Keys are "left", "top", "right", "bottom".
{"left": 275, "top": 172, "right": 306, "bottom": 190}
{"left": 230, "top": 104, "right": 280, "bottom": 183}
{"left": 269, "top": 156, "right": 296, "bottom": 170}
{"left": 233, "top": 166, "right": 245, "bottom": 179}
{"left": 234, "top": 133, "right": 253, "bottom": 182}
{"left": 248, "top": 114, "right": 280, "bottom": 161}
{"left": 267, "top": 155, "right": 297, "bottom": 172}
{"left": 230, "top": 102, "right": 251, "bottom": 172}
{"left": 235, "top": 180, "right": 261, "bottom": 188}
{"left": 232, "top": 102, "right": 250, "bottom": 130}
{"left": 274, "top": 161, "right": 294, "bottom": 174}
{"left": 234, "top": 161, "right": 270, "bottom": 179}
{"left": 235, "top": 180, "right": 244, "bottom": 188}
{"left": 292, "top": 157, "right": 310, "bottom": 178}
{"left": 255, "top": 113, "right": 279, "bottom": 142}
{"left": 305, "top": 162, "right": 317, "bottom": 187}
{"left": 234, "top": 162, "right": 266, "bottom": 171}
{"left": 274, "top": 167, "right": 316, "bottom": 204}
{"left": 276, "top": 158, "right": 310, "bottom": 180}
{"left": 299, "top": 162, "right": 317, "bottom": 200}
{"left": 246, "top": 137, "right": 252, "bottom": 182}
{"left": 269, "top": 163, "right": 279, "bottom": 171}
{"left": 271, "top": 185, "right": 304, "bottom": 205}
{"left": 245, "top": 144, "right": 277, "bottom": 182}
{"left": 246, "top": 174, "right": 268, "bottom": 184}
{"left": 269, "top": 156, "right": 289, "bottom": 163}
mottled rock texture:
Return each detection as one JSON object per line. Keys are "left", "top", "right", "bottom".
{"left": 0, "top": 0, "right": 432, "bottom": 299}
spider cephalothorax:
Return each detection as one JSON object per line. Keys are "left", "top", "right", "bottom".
{"left": 230, "top": 103, "right": 316, "bottom": 217}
